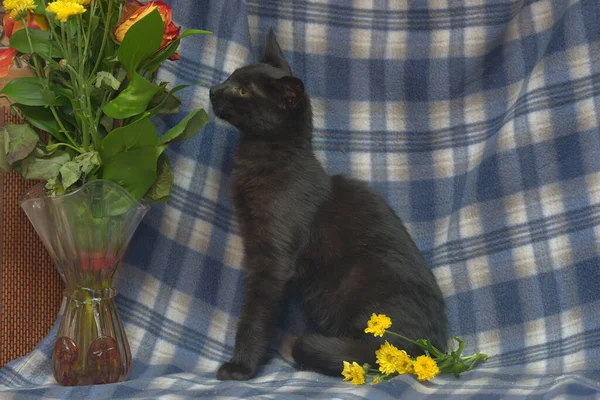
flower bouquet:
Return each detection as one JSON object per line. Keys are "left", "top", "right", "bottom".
{"left": 0, "top": 0, "right": 210, "bottom": 386}
{"left": 342, "top": 314, "right": 488, "bottom": 385}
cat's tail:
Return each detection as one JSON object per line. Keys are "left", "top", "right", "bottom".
{"left": 291, "top": 335, "right": 379, "bottom": 376}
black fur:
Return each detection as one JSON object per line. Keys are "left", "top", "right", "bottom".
{"left": 210, "top": 28, "right": 447, "bottom": 381}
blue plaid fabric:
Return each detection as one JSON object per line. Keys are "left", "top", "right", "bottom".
{"left": 2, "top": 0, "right": 600, "bottom": 398}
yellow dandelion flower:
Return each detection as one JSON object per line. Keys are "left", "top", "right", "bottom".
{"left": 70, "top": 0, "right": 91, "bottom": 5}
{"left": 46, "top": 0, "right": 86, "bottom": 22}
{"left": 375, "top": 341, "right": 413, "bottom": 375}
{"left": 364, "top": 313, "right": 392, "bottom": 337}
{"left": 412, "top": 355, "right": 440, "bottom": 382}
{"left": 4, "top": 0, "right": 36, "bottom": 19}
{"left": 341, "top": 361, "right": 366, "bottom": 385}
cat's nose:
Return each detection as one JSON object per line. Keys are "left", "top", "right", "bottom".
{"left": 210, "top": 83, "right": 228, "bottom": 99}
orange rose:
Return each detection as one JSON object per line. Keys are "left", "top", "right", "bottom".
{"left": 114, "top": 1, "right": 181, "bottom": 60}
{"left": 0, "top": 47, "right": 18, "bottom": 78}
{"left": 3, "top": 13, "right": 50, "bottom": 39}
{"left": 0, "top": 13, "right": 49, "bottom": 77}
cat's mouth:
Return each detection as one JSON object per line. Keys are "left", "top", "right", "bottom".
{"left": 209, "top": 98, "right": 228, "bottom": 120}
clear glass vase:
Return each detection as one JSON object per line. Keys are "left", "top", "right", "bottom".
{"left": 19, "top": 179, "right": 150, "bottom": 386}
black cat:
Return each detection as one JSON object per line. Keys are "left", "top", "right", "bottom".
{"left": 209, "top": 29, "right": 447, "bottom": 381}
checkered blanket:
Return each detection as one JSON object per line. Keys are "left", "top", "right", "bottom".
{"left": 2, "top": 0, "right": 600, "bottom": 398}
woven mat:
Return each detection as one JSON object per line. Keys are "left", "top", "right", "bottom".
{"left": 0, "top": 108, "right": 63, "bottom": 367}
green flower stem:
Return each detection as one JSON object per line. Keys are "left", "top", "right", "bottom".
{"left": 75, "top": 22, "right": 89, "bottom": 150}
{"left": 21, "top": 23, "right": 43, "bottom": 76}
{"left": 66, "top": 21, "right": 93, "bottom": 151}
{"left": 46, "top": 141, "right": 84, "bottom": 154}
{"left": 49, "top": 107, "right": 79, "bottom": 147}
{"left": 384, "top": 331, "right": 420, "bottom": 345}
{"left": 90, "top": 0, "right": 114, "bottom": 78}
{"left": 22, "top": 22, "right": 79, "bottom": 149}
{"left": 39, "top": 0, "right": 67, "bottom": 58}
{"left": 77, "top": 17, "right": 84, "bottom": 77}
{"left": 76, "top": 15, "right": 100, "bottom": 147}
{"left": 86, "top": 87, "right": 100, "bottom": 145}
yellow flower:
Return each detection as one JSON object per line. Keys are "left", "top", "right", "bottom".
{"left": 371, "top": 376, "right": 382, "bottom": 385}
{"left": 375, "top": 341, "right": 413, "bottom": 375}
{"left": 412, "top": 355, "right": 440, "bottom": 382}
{"left": 46, "top": 0, "right": 86, "bottom": 22}
{"left": 341, "top": 361, "right": 366, "bottom": 385}
{"left": 4, "top": 0, "right": 36, "bottom": 19}
{"left": 395, "top": 350, "right": 414, "bottom": 374}
{"left": 365, "top": 313, "right": 392, "bottom": 337}
{"left": 70, "top": 0, "right": 91, "bottom": 5}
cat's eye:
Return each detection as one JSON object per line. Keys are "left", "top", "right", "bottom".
{"left": 237, "top": 87, "right": 248, "bottom": 96}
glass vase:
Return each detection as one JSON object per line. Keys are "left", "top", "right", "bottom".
{"left": 19, "top": 179, "right": 150, "bottom": 386}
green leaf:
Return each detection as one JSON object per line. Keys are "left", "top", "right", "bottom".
{"left": 180, "top": 29, "right": 213, "bottom": 38}
{"left": 51, "top": 84, "right": 74, "bottom": 102}
{"left": 33, "top": 0, "right": 45, "bottom": 15}
{"left": 102, "top": 73, "right": 161, "bottom": 119}
{"left": 100, "top": 117, "right": 157, "bottom": 159}
{"left": 16, "top": 104, "right": 68, "bottom": 142}
{"left": 99, "top": 115, "right": 114, "bottom": 135}
{"left": 134, "top": 83, "right": 190, "bottom": 122}
{"left": 142, "top": 38, "right": 180, "bottom": 73}
{"left": 158, "top": 109, "right": 210, "bottom": 145}
{"left": 118, "top": 9, "right": 164, "bottom": 72}
{"left": 145, "top": 153, "right": 173, "bottom": 203}
{"left": 95, "top": 71, "right": 122, "bottom": 91}
{"left": 102, "top": 145, "right": 167, "bottom": 200}
{"left": 0, "top": 128, "right": 11, "bottom": 172}
{"left": 58, "top": 160, "right": 81, "bottom": 189}
{"left": 10, "top": 29, "right": 62, "bottom": 59}
{"left": 0, "top": 78, "right": 66, "bottom": 106}
{"left": 21, "top": 150, "right": 70, "bottom": 180}
{"left": 450, "top": 336, "right": 465, "bottom": 357}
{"left": 4, "top": 123, "right": 39, "bottom": 165}
{"left": 148, "top": 86, "right": 182, "bottom": 115}
{"left": 141, "top": 29, "right": 211, "bottom": 73}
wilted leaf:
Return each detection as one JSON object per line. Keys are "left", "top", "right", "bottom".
{"left": 95, "top": 71, "right": 122, "bottom": 90}
{"left": 59, "top": 161, "right": 81, "bottom": 189}
{"left": 21, "top": 150, "right": 70, "bottom": 180}
{"left": 4, "top": 123, "right": 39, "bottom": 165}
{"left": 45, "top": 177, "right": 66, "bottom": 197}
{"left": 0, "top": 128, "right": 11, "bottom": 172}
{"left": 75, "top": 151, "right": 100, "bottom": 175}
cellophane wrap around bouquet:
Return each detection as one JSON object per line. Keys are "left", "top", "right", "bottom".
{"left": 0, "top": 0, "right": 210, "bottom": 386}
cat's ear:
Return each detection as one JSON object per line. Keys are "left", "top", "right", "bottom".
{"left": 262, "top": 28, "right": 292, "bottom": 74}
{"left": 277, "top": 76, "right": 304, "bottom": 109}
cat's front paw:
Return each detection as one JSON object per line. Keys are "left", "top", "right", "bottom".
{"left": 216, "top": 361, "right": 255, "bottom": 381}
